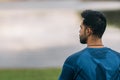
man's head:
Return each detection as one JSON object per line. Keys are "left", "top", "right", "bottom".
{"left": 79, "top": 10, "right": 107, "bottom": 44}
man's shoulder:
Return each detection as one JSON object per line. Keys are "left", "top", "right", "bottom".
{"left": 63, "top": 48, "right": 88, "bottom": 68}
{"left": 65, "top": 48, "right": 88, "bottom": 63}
{"left": 108, "top": 48, "right": 120, "bottom": 58}
{"left": 70, "top": 48, "right": 87, "bottom": 57}
{"left": 108, "top": 48, "right": 120, "bottom": 53}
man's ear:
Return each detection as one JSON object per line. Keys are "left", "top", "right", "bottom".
{"left": 86, "top": 28, "right": 92, "bottom": 36}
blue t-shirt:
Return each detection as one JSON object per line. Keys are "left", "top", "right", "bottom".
{"left": 59, "top": 47, "right": 120, "bottom": 80}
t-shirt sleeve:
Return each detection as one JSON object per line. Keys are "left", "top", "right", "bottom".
{"left": 59, "top": 56, "right": 75, "bottom": 80}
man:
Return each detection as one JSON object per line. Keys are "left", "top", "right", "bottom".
{"left": 59, "top": 10, "right": 120, "bottom": 80}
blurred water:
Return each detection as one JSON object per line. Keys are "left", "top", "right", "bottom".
{"left": 0, "top": 27, "right": 120, "bottom": 68}
{"left": 0, "top": 10, "right": 120, "bottom": 68}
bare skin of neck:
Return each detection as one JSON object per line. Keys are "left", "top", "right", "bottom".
{"left": 87, "top": 35, "right": 104, "bottom": 48}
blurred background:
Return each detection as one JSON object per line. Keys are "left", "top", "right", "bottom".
{"left": 0, "top": 0, "right": 120, "bottom": 69}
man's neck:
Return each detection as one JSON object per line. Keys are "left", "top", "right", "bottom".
{"left": 87, "top": 36, "right": 104, "bottom": 48}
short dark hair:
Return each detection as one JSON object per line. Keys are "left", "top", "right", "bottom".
{"left": 81, "top": 10, "right": 107, "bottom": 38}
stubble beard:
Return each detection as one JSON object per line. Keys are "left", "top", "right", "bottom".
{"left": 79, "top": 35, "right": 88, "bottom": 44}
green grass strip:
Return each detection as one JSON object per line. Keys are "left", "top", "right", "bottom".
{"left": 0, "top": 68, "right": 61, "bottom": 80}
